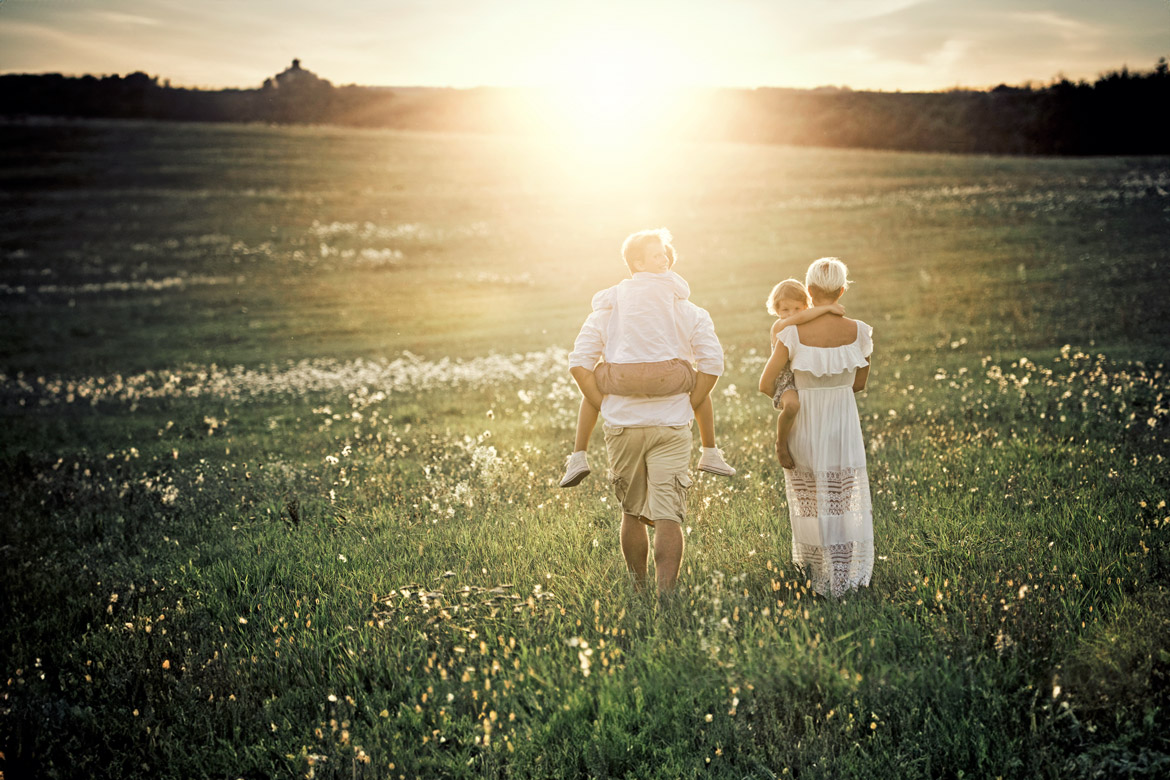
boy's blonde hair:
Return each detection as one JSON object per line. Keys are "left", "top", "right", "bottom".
{"left": 805, "top": 257, "right": 850, "bottom": 298}
{"left": 766, "top": 278, "right": 810, "bottom": 316}
{"left": 621, "top": 228, "right": 675, "bottom": 273}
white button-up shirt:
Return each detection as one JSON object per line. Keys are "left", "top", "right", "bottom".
{"left": 568, "top": 271, "right": 724, "bottom": 428}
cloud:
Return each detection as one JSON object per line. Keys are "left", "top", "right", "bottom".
{"left": 0, "top": 21, "right": 146, "bottom": 75}
{"left": 1, "top": 0, "right": 1166, "bottom": 90}
{"left": 90, "top": 11, "right": 162, "bottom": 27}
{"left": 789, "top": 0, "right": 1169, "bottom": 89}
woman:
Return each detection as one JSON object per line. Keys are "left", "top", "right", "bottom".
{"left": 759, "top": 257, "right": 874, "bottom": 597}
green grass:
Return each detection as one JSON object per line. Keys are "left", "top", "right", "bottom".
{"left": 1, "top": 119, "right": 1168, "bottom": 779}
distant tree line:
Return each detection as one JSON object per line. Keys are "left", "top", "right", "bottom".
{"left": 2, "top": 58, "right": 1167, "bottom": 155}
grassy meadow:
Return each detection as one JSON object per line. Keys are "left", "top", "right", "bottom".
{"left": 1, "top": 118, "right": 1169, "bottom": 779}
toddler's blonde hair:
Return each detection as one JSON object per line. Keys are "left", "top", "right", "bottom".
{"left": 766, "top": 278, "right": 810, "bottom": 316}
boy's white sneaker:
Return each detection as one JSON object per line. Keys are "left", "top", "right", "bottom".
{"left": 698, "top": 447, "right": 736, "bottom": 477}
{"left": 559, "top": 451, "right": 591, "bottom": 488}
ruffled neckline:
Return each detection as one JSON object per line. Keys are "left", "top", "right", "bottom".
{"left": 779, "top": 321, "right": 872, "bottom": 378}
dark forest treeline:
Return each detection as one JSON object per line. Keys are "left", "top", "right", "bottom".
{"left": 2, "top": 58, "right": 1168, "bottom": 155}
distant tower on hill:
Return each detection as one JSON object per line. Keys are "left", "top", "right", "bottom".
{"left": 270, "top": 59, "right": 328, "bottom": 90}
{"left": 261, "top": 59, "right": 334, "bottom": 121}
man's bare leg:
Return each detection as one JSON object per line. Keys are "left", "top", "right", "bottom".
{"left": 653, "top": 520, "right": 684, "bottom": 593}
{"left": 620, "top": 513, "right": 650, "bottom": 591}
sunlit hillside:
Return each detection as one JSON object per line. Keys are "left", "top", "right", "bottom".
{"left": 1, "top": 120, "right": 1168, "bottom": 778}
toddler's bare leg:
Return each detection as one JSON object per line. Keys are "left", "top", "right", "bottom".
{"left": 775, "top": 389, "right": 800, "bottom": 469}
{"left": 695, "top": 396, "right": 716, "bottom": 448}
{"left": 574, "top": 396, "right": 600, "bottom": 452}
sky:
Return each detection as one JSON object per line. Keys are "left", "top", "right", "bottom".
{"left": 1, "top": 0, "right": 1167, "bottom": 92}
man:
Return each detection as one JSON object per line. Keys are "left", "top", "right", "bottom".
{"left": 567, "top": 228, "right": 725, "bottom": 594}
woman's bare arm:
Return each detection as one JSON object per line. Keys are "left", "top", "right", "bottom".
{"left": 853, "top": 357, "right": 871, "bottom": 393}
{"left": 759, "top": 341, "right": 791, "bottom": 395}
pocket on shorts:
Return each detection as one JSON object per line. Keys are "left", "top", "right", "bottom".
{"left": 608, "top": 471, "right": 628, "bottom": 504}
{"left": 673, "top": 473, "right": 693, "bottom": 518}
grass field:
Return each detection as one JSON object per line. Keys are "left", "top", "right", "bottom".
{"left": 2, "top": 118, "right": 1169, "bottom": 779}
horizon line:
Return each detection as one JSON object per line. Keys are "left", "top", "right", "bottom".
{"left": 3, "top": 62, "right": 1155, "bottom": 96}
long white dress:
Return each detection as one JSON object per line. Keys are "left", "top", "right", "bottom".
{"left": 776, "top": 321, "right": 874, "bottom": 597}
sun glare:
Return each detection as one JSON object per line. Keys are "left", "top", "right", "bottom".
{"left": 532, "top": 33, "right": 691, "bottom": 147}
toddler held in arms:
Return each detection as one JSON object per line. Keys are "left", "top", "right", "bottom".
{"left": 561, "top": 229, "right": 733, "bottom": 487}
{"left": 765, "top": 278, "right": 846, "bottom": 469}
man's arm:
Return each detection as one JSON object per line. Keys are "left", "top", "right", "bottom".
{"left": 568, "top": 310, "right": 608, "bottom": 409}
{"left": 570, "top": 366, "right": 605, "bottom": 409}
{"left": 690, "top": 371, "right": 718, "bottom": 410}
{"left": 687, "top": 307, "right": 724, "bottom": 377}
{"left": 684, "top": 305, "right": 724, "bottom": 407}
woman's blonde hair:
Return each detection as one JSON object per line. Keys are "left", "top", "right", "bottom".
{"left": 805, "top": 257, "right": 850, "bottom": 298}
{"left": 766, "top": 278, "right": 810, "bottom": 316}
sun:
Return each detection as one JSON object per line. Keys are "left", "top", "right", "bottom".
{"left": 530, "top": 32, "right": 691, "bottom": 146}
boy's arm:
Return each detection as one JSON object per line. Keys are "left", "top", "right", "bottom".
{"left": 776, "top": 303, "right": 845, "bottom": 330}
{"left": 570, "top": 366, "right": 605, "bottom": 410}
{"left": 690, "top": 371, "right": 718, "bottom": 410}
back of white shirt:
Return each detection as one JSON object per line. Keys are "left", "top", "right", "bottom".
{"left": 568, "top": 271, "right": 724, "bottom": 427}
{"left": 596, "top": 271, "right": 691, "bottom": 364}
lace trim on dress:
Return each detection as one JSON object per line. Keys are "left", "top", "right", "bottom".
{"left": 792, "top": 540, "right": 874, "bottom": 598}
{"left": 785, "top": 467, "right": 871, "bottom": 518}
{"left": 784, "top": 466, "right": 874, "bottom": 597}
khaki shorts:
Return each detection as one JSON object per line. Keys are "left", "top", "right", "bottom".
{"left": 603, "top": 423, "right": 693, "bottom": 524}
{"left": 594, "top": 359, "right": 696, "bottom": 397}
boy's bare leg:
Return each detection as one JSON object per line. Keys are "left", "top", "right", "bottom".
{"left": 775, "top": 389, "right": 799, "bottom": 469}
{"left": 563, "top": 367, "right": 605, "bottom": 487}
{"left": 694, "top": 396, "right": 716, "bottom": 448}
{"left": 573, "top": 397, "right": 600, "bottom": 452}
{"left": 695, "top": 389, "right": 735, "bottom": 476}
{"left": 620, "top": 513, "right": 650, "bottom": 591}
